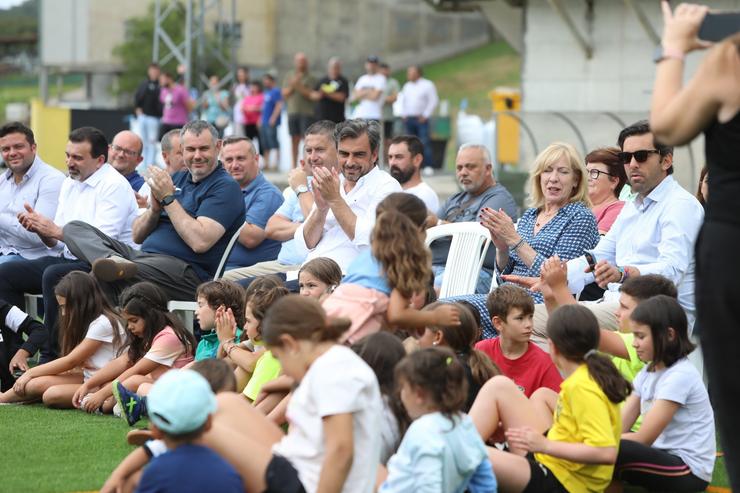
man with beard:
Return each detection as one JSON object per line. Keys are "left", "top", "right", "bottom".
{"left": 388, "top": 135, "right": 439, "bottom": 213}
{"left": 428, "top": 143, "right": 518, "bottom": 293}
{"left": 0, "top": 122, "right": 65, "bottom": 263}
{"left": 223, "top": 120, "right": 339, "bottom": 280}
{"left": 60, "top": 120, "right": 244, "bottom": 306}
{"left": 0, "top": 126, "right": 138, "bottom": 360}
{"left": 295, "top": 118, "right": 401, "bottom": 272}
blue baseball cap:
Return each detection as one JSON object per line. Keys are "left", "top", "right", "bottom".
{"left": 147, "top": 369, "right": 217, "bottom": 435}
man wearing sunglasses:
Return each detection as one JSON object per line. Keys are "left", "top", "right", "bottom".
{"left": 566, "top": 120, "right": 704, "bottom": 324}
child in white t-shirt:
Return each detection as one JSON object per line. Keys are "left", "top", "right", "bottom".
{"left": 201, "top": 295, "right": 383, "bottom": 493}
{"left": 0, "top": 272, "right": 124, "bottom": 407}
{"left": 72, "top": 282, "right": 196, "bottom": 415}
{"left": 613, "top": 295, "right": 715, "bottom": 492}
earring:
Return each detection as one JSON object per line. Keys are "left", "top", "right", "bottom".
{"left": 432, "top": 341, "right": 438, "bottom": 346}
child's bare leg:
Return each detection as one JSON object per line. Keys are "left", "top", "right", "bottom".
{"left": 469, "top": 376, "right": 549, "bottom": 451}
{"left": 0, "top": 374, "right": 82, "bottom": 403}
{"left": 255, "top": 391, "right": 288, "bottom": 416}
{"left": 137, "top": 382, "right": 153, "bottom": 396}
{"left": 122, "top": 470, "right": 142, "bottom": 493}
{"left": 121, "top": 374, "right": 151, "bottom": 392}
{"left": 42, "top": 383, "right": 82, "bottom": 408}
{"left": 266, "top": 392, "right": 290, "bottom": 425}
{"left": 202, "top": 393, "right": 283, "bottom": 493}
{"left": 529, "top": 387, "right": 558, "bottom": 429}
{"left": 486, "top": 446, "right": 532, "bottom": 493}
{"left": 234, "top": 366, "right": 250, "bottom": 393}
{"left": 214, "top": 392, "right": 284, "bottom": 444}
{"left": 102, "top": 396, "right": 117, "bottom": 413}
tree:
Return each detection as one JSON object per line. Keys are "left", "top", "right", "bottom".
{"left": 113, "top": 1, "right": 185, "bottom": 94}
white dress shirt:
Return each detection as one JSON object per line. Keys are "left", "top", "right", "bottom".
{"left": 404, "top": 181, "right": 439, "bottom": 213}
{"left": 55, "top": 163, "right": 139, "bottom": 259}
{"left": 353, "top": 73, "right": 387, "bottom": 120}
{"left": 400, "top": 78, "right": 439, "bottom": 119}
{"left": 0, "top": 156, "right": 65, "bottom": 259}
{"left": 567, "top": 175, "right": 704, "bottom": 319}
{"left": 294, "top": 166, "right": 402, "bottom": 272}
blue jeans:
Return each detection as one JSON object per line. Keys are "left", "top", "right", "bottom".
{"left": 404, "top": 117, "right": 432, "bottom": 168}
{"left": 0, "top": 254, "right": 25, "bottom": 265}
{"left": 137, "top": 114, "right": 161, "bottom": 171}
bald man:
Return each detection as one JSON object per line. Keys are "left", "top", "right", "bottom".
{"left": 109, "top": 130, "right": 145, "bottom": 192}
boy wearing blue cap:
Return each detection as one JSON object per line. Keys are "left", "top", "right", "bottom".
{"left": 134, "top": 369, "right": 242, "bottom": 493}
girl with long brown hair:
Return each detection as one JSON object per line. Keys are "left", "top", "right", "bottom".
{"left": 322, "top": 192, "right": 460, "bottom": 343}
{"left": 0, "top": 272, "right": 124, "bottom": 407}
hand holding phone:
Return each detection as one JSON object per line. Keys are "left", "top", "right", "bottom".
{"left": 699, "top": 12, "right": 740, "bottom": 42}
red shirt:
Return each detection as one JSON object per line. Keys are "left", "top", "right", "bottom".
{"left": 475, "top": 338, "right": 562, "bottom": 397}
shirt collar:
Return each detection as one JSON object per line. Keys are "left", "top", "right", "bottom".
{"left": 3, "top": 154, "right": 41, "bottom": 182}
{"left": 241, "top": 172, "right": 265, "bottom": 195}
{"left": 80, "top": 162, "right": 111, "bottom": 188}
{"left": 635, "top": 175, "right": 674, "bottom": 209}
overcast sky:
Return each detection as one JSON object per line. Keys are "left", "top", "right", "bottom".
{"left": 0, "top": 0, "right": 26, "bottom": 9}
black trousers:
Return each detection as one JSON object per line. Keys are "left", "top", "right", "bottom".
{"left": 696, "top": 220, "right": 740, "bottom": 489}
{"left": 62, "top": 221, "right": 203, "bottom": 306}
{"left": 0, "top": 255, "right": 87, "bottom": 360}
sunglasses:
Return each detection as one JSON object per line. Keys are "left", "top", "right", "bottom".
{"left": 618, "top": 149, "right": 660, "bottom": 165}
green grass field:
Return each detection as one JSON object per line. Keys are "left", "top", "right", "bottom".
{"left": 0, "top": 73, "right": 82, "bottom": 123}
{"left": 0, "top": 405, "right": 137, "bottom": 493}
{"left": 0, "top": 403, "right": 730, "bottom": 493}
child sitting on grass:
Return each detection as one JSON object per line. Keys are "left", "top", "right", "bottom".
{"left": 378, "top": 347, "right": 497, "bottom": 492}
{"left": 469, "top": 304, "right": 631, "bottom": 493}
{"left": 1, "top": 272, "right": 124, "bottom": 407}
{"left": 475, "top": 284, "right": 562, "bottom": 397}
{"left": 612, "top": 296, "right": 715, "bottom": 493}
{"left": 193, "top": 280, "right": 245, "bottom": 361}
{"left": 537, "top": 257, "right": 678, "bottom": 384}
{"left": 129, "top": 369, "right": 242, "bottom": 493}
{"left": 102, "top": 359, "right": 237, "bottom": 493}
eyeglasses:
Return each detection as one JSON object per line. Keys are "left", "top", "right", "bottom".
{"left": 618, "top": 149, "right": 660, "bottom": 165}
{"left": 588, "top": 169, "right": 613, "bottom": 180}
{"left": 110, "top": 144, "right": 140, "bottom": 157}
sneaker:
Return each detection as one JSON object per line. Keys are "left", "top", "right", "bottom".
{"left": 112, "top": 380, "right": 146, "bottom": 426}
{"left": 92, "top": 256, "right": 138, "bottom": 282}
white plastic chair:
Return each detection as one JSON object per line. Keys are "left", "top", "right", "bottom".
{"left": 168, "top": 224, "right": 245, "bottom": 331}
{"left": 426, "top": 222, "right": 491, "bottom": 298}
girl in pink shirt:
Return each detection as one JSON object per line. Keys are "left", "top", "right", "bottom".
{"left": 72, "top": 282, "right": 195, "bottom": 414}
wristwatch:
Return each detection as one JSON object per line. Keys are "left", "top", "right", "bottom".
{"left": 160, "top": 194, "right": 176, "bottom": 206}
{"left": 294, "top": 184, "right": 309, "bottom": 196}
{"left": 653, "top": 45, "right": 685, "bottom": 64}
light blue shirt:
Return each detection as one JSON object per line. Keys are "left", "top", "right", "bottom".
{"left": 567, "top": 175, "right": 704, "bottom": 321}
{"left": 274, "top": 179, "right": 311, "bottom": 266}
{"left": 0, "top": 156, "right": 65, "bottom": 259}
{"left": 342, "top": 249, "right": 391, "bottom": 295}
{"left": 380, "top": 412, "right": 497, "bottom": 493}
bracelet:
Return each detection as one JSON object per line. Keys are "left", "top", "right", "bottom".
{"left": 510, "top": 238, "right": 525, "bottom": 252}
{"left": 617, "top": 266, "right": 626, "bottom": 283}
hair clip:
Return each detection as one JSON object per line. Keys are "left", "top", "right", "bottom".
{"left": 445, "top": 356, "right": 453, "bottom": 366}
{"left": 584, "top": 349, "right": 598, "bottom": 360}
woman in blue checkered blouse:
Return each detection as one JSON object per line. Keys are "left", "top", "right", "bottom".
{"left": 479, "top": 142, "right": 599, "bottom": 303}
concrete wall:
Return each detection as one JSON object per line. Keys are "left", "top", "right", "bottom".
{"left": 514, "top": 0, "right": 739, "bottom": 191}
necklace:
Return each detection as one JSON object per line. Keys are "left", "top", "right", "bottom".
{"left": 535, "top": 208, "right": 558, "bottom": 228}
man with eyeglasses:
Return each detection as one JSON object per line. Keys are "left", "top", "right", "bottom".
{"left": 109, "top": 131, "right": 145, "bottom": 192}
{"left": 428, "top": 143, "right": 518, "bottom": 294}
{"left": 566, "top": 119, "right": 704, "bottom": 323}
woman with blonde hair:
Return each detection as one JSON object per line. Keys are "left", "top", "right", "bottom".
{"left": 480, "top": 142, "right": 599, "bottom": 302}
